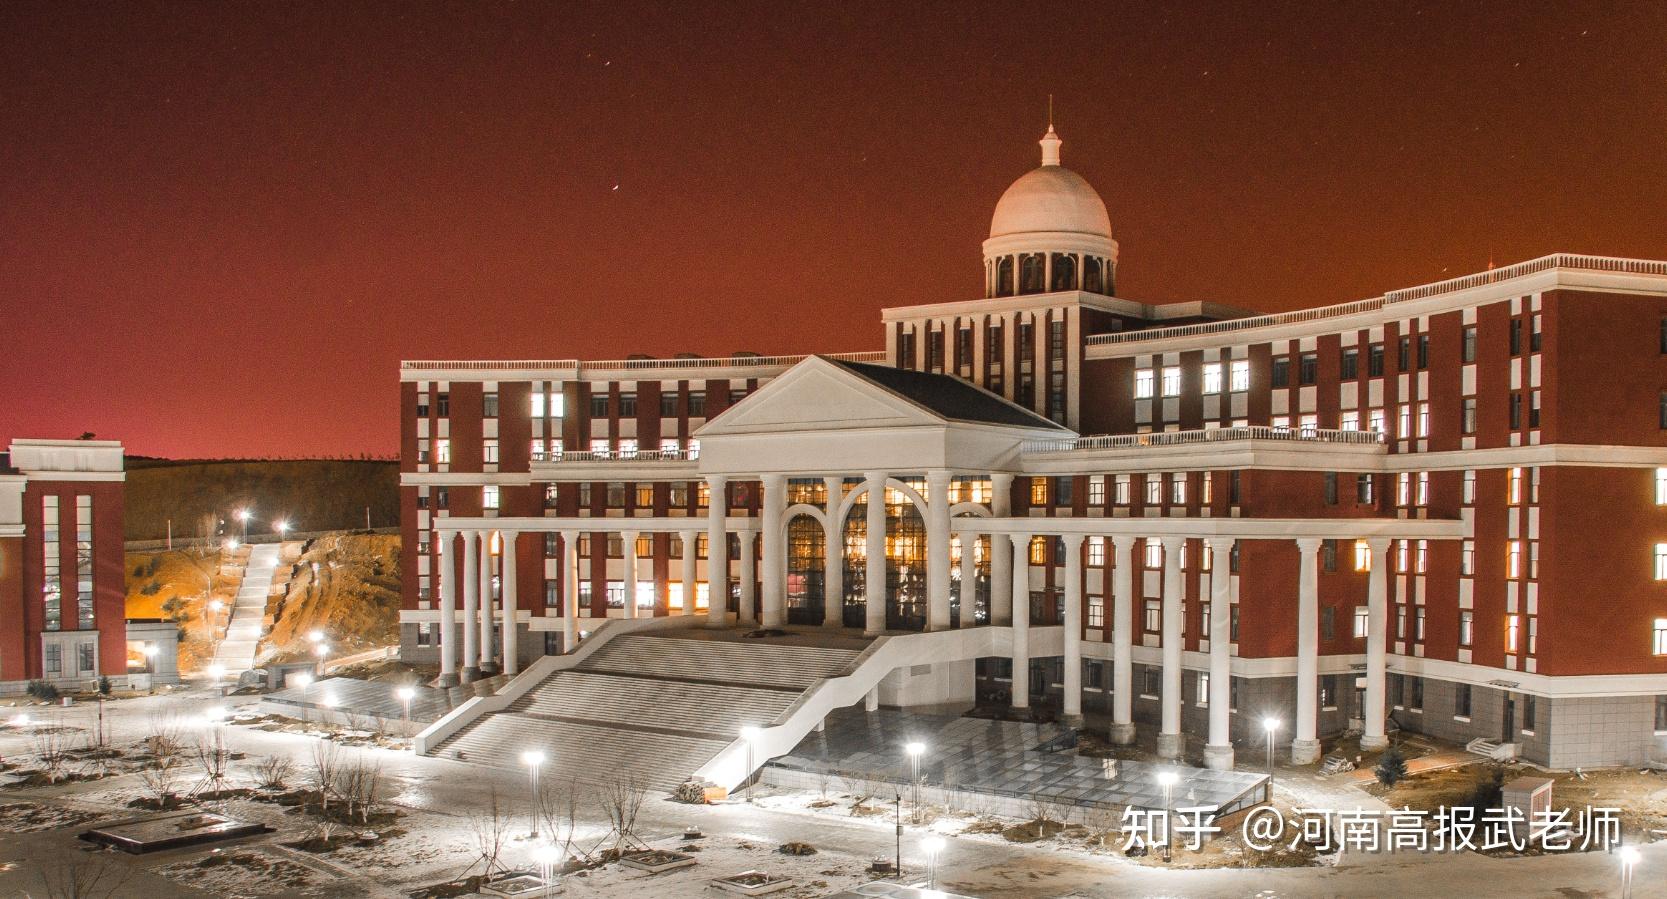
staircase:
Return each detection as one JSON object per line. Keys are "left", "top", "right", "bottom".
{"left": 211, "top": 544, "right": 279, "bottom": 676}
{"left": 1466, "top": 737, "right": 1518, "bottom": 761}
{"left": 427, "top": 631, "right": 865, "bottom": 791}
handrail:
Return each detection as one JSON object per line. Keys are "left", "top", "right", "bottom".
{"left": 532, "top": 448, "right": 699, "bottom": 463}
{"left": 401, "top": 350, "right": 886, "bottom": 373}
{"left": 1022, "top": 426, "right": 1387, "bottom": 454}
{"left": 1086, "top": 254, "right": 1667, "bottom": 348}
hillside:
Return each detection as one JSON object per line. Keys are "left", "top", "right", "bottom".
{"left": 122, "top": 459, "right": 397, "bottom": 542}
{"left": 260, "top": 533, "right": 402, "bottom": 665}
{"left": 125, "top": 546, "right": 241, "bottom": 674}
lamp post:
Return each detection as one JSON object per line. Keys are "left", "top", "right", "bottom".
{"left": 396, "top": 685, "right": 415, "bottom": 726}
{"left": 1263, "top": 717, "right": 1280, "bottom": 786}
{"left": 1157, "top": 770, "right": 1179, "bottom": 862}
{"left": 521, "top": 750, "right": 546, "bottom": 838}
{"left": 1620, "top": 846, "right": 1641, "bottom": 899}
{"left": 207, "top": 663, "right": 226, "bottom": 696}
{"left": 274, "top": 519, "right": 291, "bottom": 540}
{"left": 313, "top": 641, "right": 329, "bottom": 677}
{"left": 236, "top": 508, "right": 251, "bottom": 541}
{"left": 738, "top": 726, "right": 759, "bottom": 803}
{"left": 922, "top": 835, "right": 944, "bottom": 890}
{"left": 320, "top": 693, "right": 338, "bottom": 728}
{"left": 293, "top": 672, "right": 314, "bottom": 726}
{"left": 533, "top": 842, "right": 562, "bottom": 898}
{"left": 904, "top": 741, "right": 926, "bottom": 822}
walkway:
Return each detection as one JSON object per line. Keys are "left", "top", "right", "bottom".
{"left": 210, "top": 543, "right": 278, "bottom": 676}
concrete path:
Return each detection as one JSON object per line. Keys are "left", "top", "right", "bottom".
{"left": 210, "top": 543, "right": 279, "bottom": 676}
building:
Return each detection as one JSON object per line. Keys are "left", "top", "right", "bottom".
{"left": 399, "top": 127, "right": 1667, "bottom": 770}
{"left": 0, "top": 439, "right": 134, "bottom": 692}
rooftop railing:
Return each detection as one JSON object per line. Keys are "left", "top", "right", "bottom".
{"left": 402, "top": 350, "right": 886, "bottom": 373}
{"left": 1086, "top": 254, "right": 1667, "bottom": 348}
{"left": 1022, "top": 426, "right": 1386, "bottom": 454}
{"left": 531, "top": 448, "right": 699, "bottom": 463}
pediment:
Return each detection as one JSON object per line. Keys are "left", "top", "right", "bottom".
{"left": 698, "top": 358, "right": 943, "bottom": 437}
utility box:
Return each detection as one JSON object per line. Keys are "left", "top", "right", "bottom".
{"left": 1502, "top": 776, "right": 1554, "bottom": 824}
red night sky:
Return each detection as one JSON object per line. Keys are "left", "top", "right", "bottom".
{"left": 3, "top": 2, "right": 1665, "bottom": 459}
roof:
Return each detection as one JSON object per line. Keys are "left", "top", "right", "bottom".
{"left": 829, "top": 359, "right": 1069, "bottom": 431}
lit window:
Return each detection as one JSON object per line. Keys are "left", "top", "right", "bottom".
{"left": 1656, "top": 468, "right": 1667, "bottom": 505}
{"left": 1144, "top": 537, "right": 1163, "bottom": 568}
{"left": 1170, "top": 476, "right": 1187, "bottom": 504}
{"left": 1398, "top": 405, "right": 1411, "bottom": 438}
{"left": 1507, "top": 541, "right": 1522, "bottom": 579}
{"left": 1161, "top": 366, "right": 1182, "bottom": 397}
{"left": 1353, "top": 540, "right": 1371, "bottom": 572}
{"left": 660, "top": 438, "right": 680, "bottom": 456}
{"left": 1353, "top": 606, "right": 1369, "bottom": 639}
{"left": 1299, "top": 414, "right": 1317, "bottom": 437}
{"left": 688, "top": 439, "right": 701, "bottom": 459}
{"left": 1397, "top": 473, "right": 1411, "bottom": 507}
{"left": 550, "top": 393, "right": 565, "bottom": 417}
{"left": 1368, "top": 408, "right": 1386, "bottom": 433}
{"left": 435, "top": 439, "right": 450, "bottom": 464}
{"left": 1417, "top": 472, "right": 1429, "bottom": 506}
{"left": 1202, "top": 362, "right": 1223, "bottom": 394}
{"left": 1143, "top": 599, "right": 1161, "bottom": 632}
{"left": 1341, "top": 410, "right": 1360, "bottom": 431}
{"left": 1030, "top": 478, "right": 1048, "bottom": 505}
{"left": 618, "top": 439, "right": 638, "bottom": 459}
{"left": 1508, "top": 467, "right": 1524, "bottom": 504}
{"left": 1088, "top": 476, "right": 1106, "bottom": 505}
{"left": 1134, "top": 369, "right": 1155, "bottom": 399}
{"left": 1114, "top": 475, "right": 1131, "bottom": 505}
{"left": 1416, "top": 540, "right": 1428, "bottom": 573}
{"left": 1463, "top": 469, "right": 1477, "bottom": 504}
{"left": 483, "top": 439, "right": 498, "bottom": 464}
{"left": 1145, "top": 477, "right": 1162, "bottom": 505}
{"left": 1459, "top": 611, "right": 1474, "bottom": 647}
{"left": 1087, "top": 596, "right": 1105, "bottom": 628}
{"left": 636, "top": 582, "right": 656, "bottom": 610}
{"left": 482, "top": 486, "right": 500, "bottom": 509}
{"left": 1396, "top": 540, "right": 1409, "bottom": 572}
{"left": 1087, "top": 536, "right": 1106, "bottom": 566}
{"left": 1656, "top": 544, "right": 1667, "bottom": 581}
{"left": 1229, "top": 360, "right": 1250, "bottom": 392}
{"left": 1654, "top": 618, "right": 1667, "bottom": 655}
{"left": 1417, "top": 403, "right": 1430, "bottom": 437}
{"left": 590, "top": 438, "right": 610, "bottom": 456}
{"left": 1506, "top": 614, "right": 1520, "bottom": 653}
{"left": 1202, "top": 472, "right": 1213, "bottom": 504}
{"left": 1196, "top": 672, "right": 1210, "bottom": 707}
{"left": 531, "top": 392, "right": 545, "bottom": 417}
{"left": 1029, "top": 536, "right": 1047, "bottom": 565}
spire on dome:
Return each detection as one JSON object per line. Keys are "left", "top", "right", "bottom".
{"left": 1039, "top": 125, "right": 1061, "bottom": 166}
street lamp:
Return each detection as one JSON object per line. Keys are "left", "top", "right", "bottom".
{"left": 521, "top": 750, "right": 546, "bottom": 837}
{"left": 293, "top": 672, "right": 314, "bottom": 725}
{"left": 1157, "top": 770, "right": 1180, "bottom": 862}
{"left": 396, "top": 685, "right": 415, "bottom": 725}
{"left": 532, "top": 842, "right": 562, "bottom": 898}
{"left": 904, "top": 741, "right": 926, "bottom": 822}
{"left": 738, "top": 726, "right": 760, "bottom": 803}
{"left": 235, "top": 508, "right": 251, "bottom": 541}
{"left": 1263, "top": 716, "right": 1281, "bottom": 785}
{"left": 313, "top": 642, "right": 330, "bottom": 677}
{"left": 274, "top": 519, "right": 291, "bottom": 539}
{"left": 207, "top": 663, "right": 226, "bottom": 696}
{"left": 1620, "top": 845, "right": 1641, "bottom": 899}
{"left": 922, "top": 835, "right": 945, "bottom": 890}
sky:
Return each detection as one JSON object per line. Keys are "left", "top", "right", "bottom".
{"left": 3, "top": 1, "right": 1665, "bottom": 459}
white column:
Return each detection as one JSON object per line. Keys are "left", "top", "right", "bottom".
{"left": 925, "top": 471, "right": 953, "bottom": 631}
{"left": 705, "top": 476, "right": 728, "bottom": 628}
{"left": 1109, "top": 535, "right": 1135, "bottom": 744}
{"left": 1292, "top": 537, "right": 1323, "bottom": 764}
{"left": 500, "top": 531, "right": 519, "bottom": 676}
{"left": 1157, "top": 535, "right": 1186, "bottom": 759}
{"left": 1204, "top": 537, "right": 1234, "bottom": 770}
{"left": 863, "top": 472, "right": 888, "bottom": 636}
{"left": 461, "top": 530, "right": 480, "bottom": 680}
{"left": 823, "top": 476, "right": 845, "bottom": 628}
{"left": 1361, "top": 537, "right": 1392, "bottom": 751}
{"left": 478, "top": 530, "right": 496, "bottom": 674}
{"left": 680, "top": 530, "right": 699, "bottom": 618}
{"left": 622, "top": 529, "right": 640, "bottom": 620}
{"left": 957, "top": 530, "right": 978, "bottom": 628}
{"left": 1009, "top": 532, "right": 1031, "bottom": 709}
{"left": 437, "top": 531, "right": 458, "bottom": 686}
{"left": 560, "top": 530, "right": 579, "bottom": 651}
{"left": 738, "top": 530, "right": 758, "bottom": 626}
{"left": 1061, "top": 533, "right": 1085, "bottom": 725}
{"left": 760, "top": 475, "right": 787, "bottom": 628}
{"left": 989, "top": 473, "right": 1014, "bottom": 625}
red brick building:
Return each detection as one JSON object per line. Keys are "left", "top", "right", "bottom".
{"left": 399, "top": 129, "right": 1667, "bottom": 769}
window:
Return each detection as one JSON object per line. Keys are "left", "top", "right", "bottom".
{"left": 482, "top": 439, "right": 498, "bottom": 464}
{"left": 1144, "top": 537, "right": 1162, "bottom": 568}
{"left": 1523, "top": 695, "right": 1537, "bottom": 733}
{"left": 1196, "top": 672, "right": 1209, "bottom": 708}
{"left": 1417, "top": 334, "right": 1429, "bottom": 369}
{"left": 1321, "top": 540, "right": 1337, "bottom": 572}
{"left": 1088, "top": 596, "right": 1105, "bottom": 627}
{"left": 1144, "top": 477, "right": 1162, "bottom": 505}
{"left": 1455, "top": 683, "right": 1472, "bottom": 719}
{"left": 483, "top": 392, "right": 499, "bottom": 417}
{"left": 482, "top": 486, "right": 499, "bottom": 510}
{"left": 1368, "top": 408, "right": 1385, "bottom": 434}
{"left": 1143, "top": 600, "right": 1161, "bottom": 632}
{"left": 1202, "top": 362, "right": 1223, "bottom": 393}
{"left": 1323, "top": 472, "right": 1338, "bottom": 505}
{"left": 618, "top": 393, "right": 637, "bottom": 417}
{"left": 44, "top": 644, "right": 61, "bottom": 674}
{"left": 1087, "top": 536, "right": 1106, "bottom": 566}
{"left": 1029, "top": 536, "right": 1047, "bottom": 565}
{"left": 1271, "top": 357, "right": 1290, "bottom": 388}
{"left": 530, "top": 391, "right": 545, "bottom": 417}
{"left": 1143, "top": 667, "right": 1161, "bottom": 697}
{"left": 1134, "top": 368, "right": 1154, "bottom": 399}
{"left": 1230, "top": 604, "right": 1240, "bottom": 640}
{"left": 635, "top": 483, "right": 654, "bottom": 507}
{"left": 1459, "top": 611, "right": 1474, "bottom": 647}
{"left": 1356, "top": 474, "right": 1374, "bottom": 504}
{"left": 1298, "top": 353, "right": 1317, "bottom": 385}
{"left": 618, "top": 439, "right": 638, "bottom": 459}
{"left": 1397, "top": 337, "right": 1411, "bottom": 370}
{"left": 1657, "top": 619, "right": 1667, "bottom": 655}
{"left": 436, "top": 392, "right": 449, "bottom": 415}
{"left": 1353, "top": 606, "right": 1369, "bottom": 639}
{"left": 1529, "top": 390, "right": 1540, "bottom": 428}
{"left": 1353, "top": 539, "right": 1371, "bottom": 571}
{"left": 1088, "top": 476, "right": 1106, "bottom": 505}
{"left": 1415, "top": 607, "right": 1426, "bottom": 640}
{"left": 1321, "top": 607, "right": 1334, "bottom": 641}
{"left": 1299, "top": 414, "right": 1317, "bottom": 437}
{"left": 1114, "top": 475, "right": 1131, "bottom": 505}
{"left": 1461, "top": 398, "right": 1477, "bottom": 434}
{"left": 1462, "top": 326, "right": 1477, "bottom": 363}
{"left": 1531, "top": 313, "right": 1542, "bottom": 352}
{"left": 1657, "top": 544, "right": 1667, "bottom": 581}
{"left": 1660, "top": 390, "right": 1667, "bottom": 430}
{"left": 1657, "top": 695, "right": 1667, "bottom": 732}
{"left": 1170, "top": 476, "right": 1187, "bottom": 505}
{"left": 416, "top": 396, "right": 430, "bottom": 417}
{"left": 659, "top": 392, "right": 678, "bottom": 416}
{"left": 1661, "top": 317, "right": 1667, "bottom": 354}
{"left": 1510, "top": 393, "right": 1523, "bottom": 430}
{"left": 1161, "top": 366, "right": 1181, "bottom": 397}
{"left": 1507, "top": 541, "right": 1522, "bottom": 579}
{"left": 1202, "top": 472, "right": 1213, "bottom": 504}
{"left": 1230, "top": 359, "right": 1250, "bottom": 392}
{"left": 1397, "top": 405, "right": 1411, "bottom": 439}
{"left": 435, "top": 439, "right": 450, "bottom": 464}
{"left": 1341, "top": 410, "right": 1359, "bottom": 431}
{"left": 1340, "top": 348, "right": 1358, "bottom": 379}
{"left": 1368, "top": 344, "right": 1384, "bottom": 376}
{"left": 1417, "top": 472, "right": 1429, "bottom": 506}
{"left": 1030, "top": 477, "right": 1048, "bottom": 505}
{"left": 1508, "top": 467, "right": 1525, "bottom": 504}
{"left": 1417, "top": 540, "right": 1428, "bottom": 573}
{"left": 1410, "top": 676, "right": 1424, "bottom": 710}
{"left": 590, "top": 393, "right": 609, "bottom": 418}
{"left": 1506, "top": 614, "right": 1520, "bottom": 653}
{"left": 1510, "top": 318, "right": 1523, "bottom": 355}
{"left": 1320, "top": 675, "right": 1336, "bottom": 710}
{"left": 1417, "top": 403, "right": 1430, "bottom": 437}
{"left": 1463, "top": 470, "right": 1477, "bottom": 504}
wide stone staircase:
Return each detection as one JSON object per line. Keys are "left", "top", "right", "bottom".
{"left": 211, "top": 544, "right": 279, "bottom": 676}
{"left": 427, "top": 632, "right": 865, "bottom": 791}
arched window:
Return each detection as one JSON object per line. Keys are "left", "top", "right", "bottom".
{"left": 995, "top": 256, "right": 1015, "bottom": 297}
{"left": 1050, "top": 254, "right": 1077, "bottom": 292}
{"left": 1083, "top": 257, "right": 1104, "bottom": 294}
{"left": 1019, "top": 254, "right": 1045, "bottom": 294}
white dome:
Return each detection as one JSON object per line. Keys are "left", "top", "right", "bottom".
{"left": 988, "top": 164, "right": 1112, "bottom": 240}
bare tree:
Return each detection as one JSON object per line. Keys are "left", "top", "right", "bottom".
{"left": 536, "top": 774, "right": 584, "bottom": 865}
{"left": 31, "top": 723, "right": 72, "bottom": 784}
{"left": 338, "top": 758, "right": 385, "bottom": 825}
{"left": 137, "top": 746, "right": 187, "bottom": 809}
{"left": 32, "top": 855, "right": 131, "bottom": 899}
{"left": 308, "top": 741, "right": 342, "bottom": 816}
{"left": 595, "top": 776, "right": 646, "bottom": 852}
{"left": 1083, "top": 805, "right": 1121, "bottom": 849}
{"left": 253, "top": 755, "right": 297, "bottom": 792}
{"left": 145, "top": 711, "right": 186, "bottom": 758}
{"left": 190, "top": 728, "right": 233, "bottom": 803}
{"left": 467, "top": 787, "right": 513, "bottom": 878}
{"left": 1024, "top": 795, "right": 1051, "bottom": 839}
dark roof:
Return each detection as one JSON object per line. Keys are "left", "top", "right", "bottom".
{"left": 830, "top": 360, "right": 1069, "bottom": 431}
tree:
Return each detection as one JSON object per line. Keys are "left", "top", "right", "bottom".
{"left": 467, "top": 787, "right": 513, "bottom": 878}
{"left": 1375, "top": 744, "right": 1409, "bottom": 788}
{"left": 596, "top": 776, "right": 646, "bottom": 852}
{"left": 33, "top": 856, "right": 129, "bottom": 899}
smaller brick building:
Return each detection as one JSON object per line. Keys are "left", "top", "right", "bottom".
{"left": 0, "top": 439, "right": 133, "bottom": 693}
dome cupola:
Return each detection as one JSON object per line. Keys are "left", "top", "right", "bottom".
{"left": 982, "top": 126, "right": 1119, "bottom": 297}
